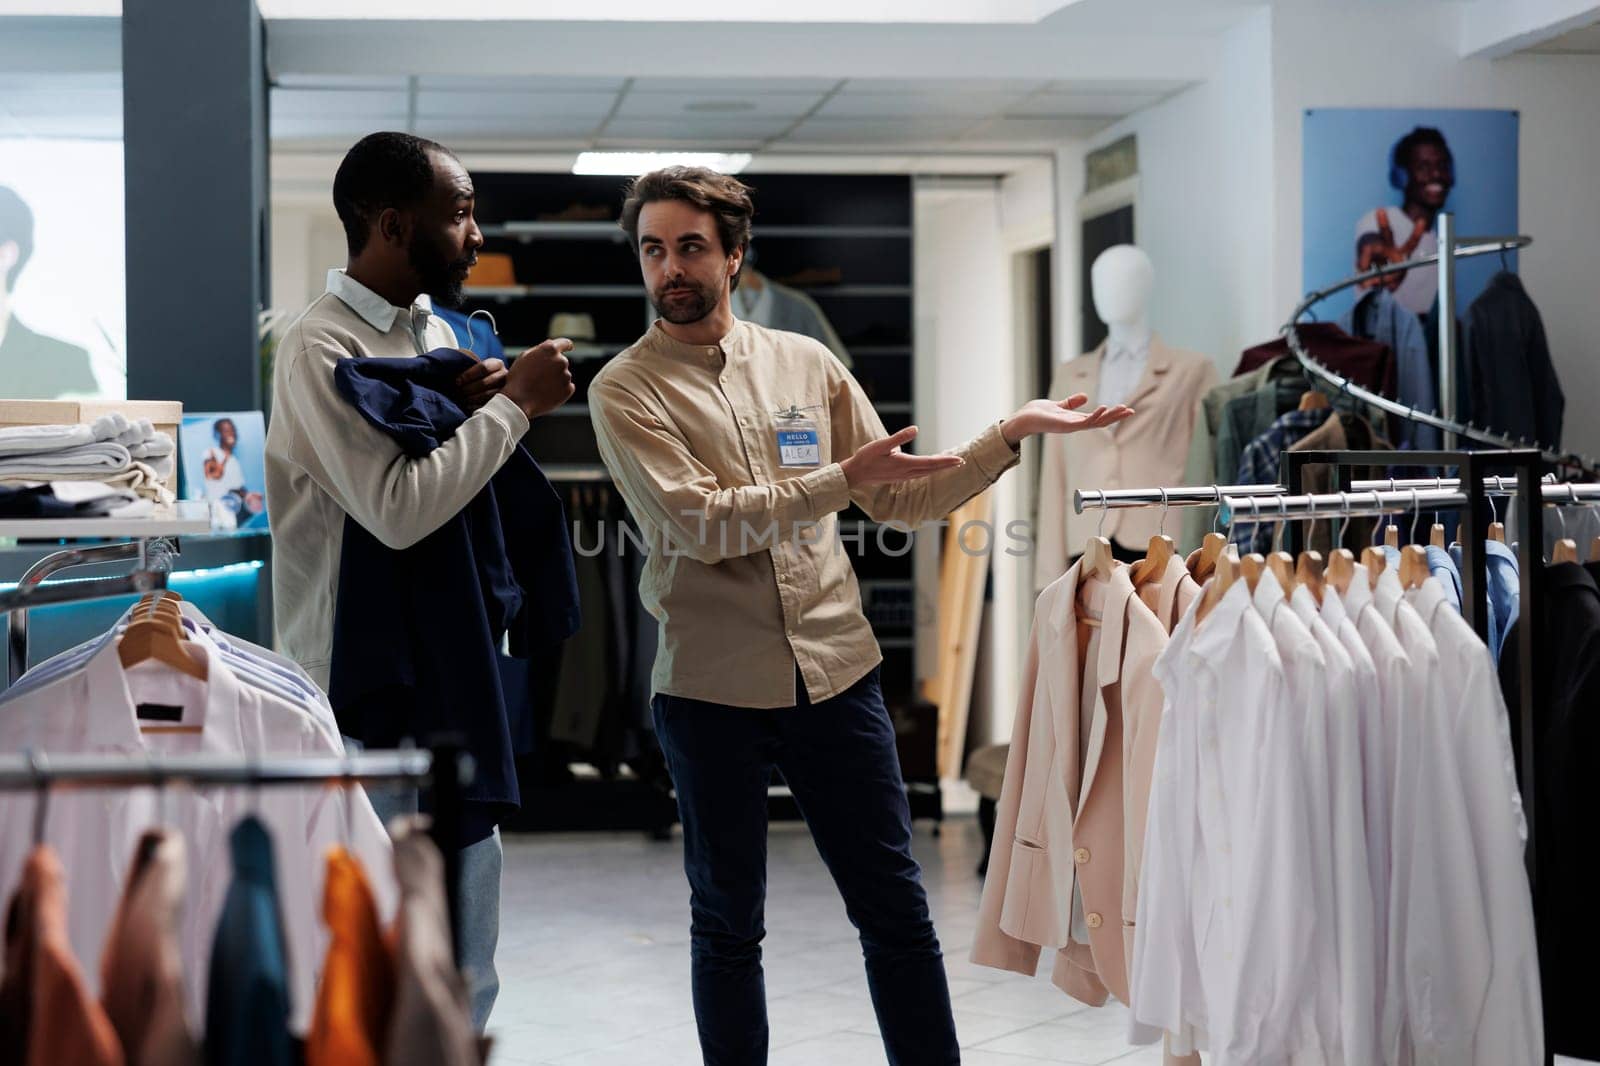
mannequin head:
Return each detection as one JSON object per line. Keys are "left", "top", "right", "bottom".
{"left": 1090, "top": 245, "right": 1154, "bottom": 328}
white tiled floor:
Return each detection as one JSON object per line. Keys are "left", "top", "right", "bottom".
{"left": 487, "top": 814, "right": 1166, "bottom": 1065}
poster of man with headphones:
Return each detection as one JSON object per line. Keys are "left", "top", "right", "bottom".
{"left": 1302, "top": 108, "right": 1519, "bottom": 325}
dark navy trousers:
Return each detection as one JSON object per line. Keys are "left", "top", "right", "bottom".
{"left": 652, "top": 667, "right": 960, "bottom": 1066}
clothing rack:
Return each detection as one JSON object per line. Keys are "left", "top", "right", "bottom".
{"left": 1284, "top": 224, "right": 1599, "bottom": 478}
{"left": 3, "top": 744, "right": 476, "bottom": 964}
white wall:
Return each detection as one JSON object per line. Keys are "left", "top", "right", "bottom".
{"left": 1268, "top": 3, "right": 1600, "bottom": 459}
{"left": 1081, "top": 9, "right": 1276, "bottom": 375}
{"left": 913, "top": 180, "right": 1024, "bottom": 755}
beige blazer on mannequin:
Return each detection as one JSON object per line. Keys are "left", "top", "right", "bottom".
{"left": 1034, "top": 336, "right": 1218, "bottom": 590}
{"left": 971, "top": 561, "right": 1169, "bottom": 1007}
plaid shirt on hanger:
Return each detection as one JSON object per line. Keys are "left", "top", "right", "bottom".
{"left": 1231, "top": 407, "right": 1334, "bottom": 554}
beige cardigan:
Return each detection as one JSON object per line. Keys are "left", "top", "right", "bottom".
{"left": 1035, "top": 337, "right": 1218, "bottom": 590}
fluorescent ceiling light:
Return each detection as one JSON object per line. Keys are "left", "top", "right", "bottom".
{"left": 572, "top": 151, "right": 752, "bottom": 176}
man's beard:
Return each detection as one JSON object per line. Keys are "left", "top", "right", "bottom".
{"left": 651, "top": 279, "right": 718, "bottom": 325}
{"left": 410, "top": 231, "right": 476, "bottom": 309}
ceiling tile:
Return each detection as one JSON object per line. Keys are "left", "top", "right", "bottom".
{"left": 595, "top": 137, "right": 765, "bottom": 151}
{"left": 416, "top": 90, "right": 619, "bottom": 118}
{"left": 782, "top": 116, "right": 983, "bottom": 145}
{"left": 417, "top": 74, "right": 628, "bottom": 93}
{"left": 271, "top": 116, "right": 407, "bottom": 140}
{"left": 613, "top": 91, "right": 824, "bottom": 120}
{"left": 412, "top": 115, "right": 605, "bottom": 138}
{"left": 1043, "top": 77, "right": 1189, "bottom": 95}
{"left": 840, "top": 77, "right": 1047, "bottom": 94}
{"left": 1006, "top": 91, "right": 1163, "bottom": 117}
{"left": 628, "top": 77, "right": 837, "bottom": 94}
{"left": 601, "top": 116, "right": 793, "bottom": 141}
{"left": 818, "top": 91, "right": 1029, "bottom": 118}
{"left": 270, "top": 88, "right": 410, "bottom": 119}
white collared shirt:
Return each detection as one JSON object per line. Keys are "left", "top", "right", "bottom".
{"left": 325, "top": 268, "right": 438, "bottom": 355}
{"left": 1098, "top": 336, "right": 1151, "bottom": 410}
{"left": 1320, "top": 575, "right": 1392, "bottom": 1031}
{"left": 1292, "top": 583, "right": 1380, "bottom": 1065}
{"left": 1405, "top": 577, "right": 1542, "bottom": 1066}
{"left": 0, "top": 634, "right": 395, "bottom": 1034}
{"left": 1130, "top": 577, "right": 1317, "bottom": 1063}
{"left": 1251, "top": 572, "right": 1341, "bottom": 1061}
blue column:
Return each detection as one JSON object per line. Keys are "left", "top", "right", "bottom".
{"left": 122, "top": 0, "right": 267, "bottom": 410}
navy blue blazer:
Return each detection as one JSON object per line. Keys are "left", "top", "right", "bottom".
{"left": 327, "top": 349, "right": 580, "bottom": 843}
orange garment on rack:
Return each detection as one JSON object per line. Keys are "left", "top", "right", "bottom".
{"left": 305, "top": 847, "right": 394, "bottom": 1066}
{"left": 0, "top": 846, "right": 124, "bottom": 1066}
{"left": 100, "top": 831, "right": 200, "bottom": 1066}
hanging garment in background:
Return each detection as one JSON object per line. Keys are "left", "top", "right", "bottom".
{"left": 733, "top": 269, "right": 853, "bottom": 368}
{"left": 0, "top": 847, "right": 124, "bottom": 1066}
{"left": 385, "top": 820, "right": 479, "bottom": 1066}
{"left": 1231, "top": 408, "right": 1331, "bottom": 553}
{"left": 0, "top": 482, "right": 139, "bottom": 519}
{"left": 99, "top": 832, "right": 199, "bottom": 1066}
{"left": 1342, "top": 287, "right": 1438, "bottom": 451}
{"left": 549, "top": 492, "right": 609, "bottom": 752}
{"left": 1498, "top": 562, "right": 1600, "bottom": 1060}
{"left": 306, "top": 849, "right": 395, "bottom": 1066}
{"left": 1235, "top": 323, "right": 1396, "bottom": 402}
{"left": 1035, "top": 337, "right": 1217, "bottom": 589}
{"left": 1178, "top": 355, "right": 1304, "bottom": 552}
{"left": 1464, "top": 539, "right": 1520, "bottom": 664}
{"left": 1465, "top": 271, "right": 1563, "bottom": 450}
{"left": 204, "top": 818, "right": 295, "bottom": 1066}
{"left": 1286, "top": 411, "right": 1391, "bottom": 553}
{"left": 329, "top": 349, "right": 581, "bottom": 845}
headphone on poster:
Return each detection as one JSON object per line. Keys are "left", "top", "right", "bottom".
{"left": 1389, "top": 126, "right": 1455, "bottom": 191}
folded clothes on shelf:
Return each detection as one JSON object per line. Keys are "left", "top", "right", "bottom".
{"left": 0, "top": 414, "right": 177, "bottom": 503}
{"left": 0, "top": 480, "right": 145, "bottom": 519}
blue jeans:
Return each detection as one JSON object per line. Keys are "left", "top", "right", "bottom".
{"left": 652, "top": 668, "right": 959, "bottom": 1066}
{"left": 345, "top": 739, "right": 502, "bottom": 1030}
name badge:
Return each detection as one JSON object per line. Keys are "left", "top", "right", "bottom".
{"left": 775, "top": 405, "right": 822, "bottom": 467}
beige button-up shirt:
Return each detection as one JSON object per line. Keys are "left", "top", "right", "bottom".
{"left": 589, "top": 319, "right": 1020, "bottom": 708}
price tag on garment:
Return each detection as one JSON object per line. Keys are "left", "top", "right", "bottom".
{"left": 775, "top": 406, "right": 822, "bottom": 467}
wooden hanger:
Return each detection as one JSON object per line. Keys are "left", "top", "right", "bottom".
{"left": 1195, "top": 545, "right": 1239, "bottom": 626}
{"left": 1130, "top": 489, "right": 1175, "bottom": 589}
{"left": 1399, "top": 544, "right": 1430, "bottom": 590}
{"left": 1589, "top": 535, "right": 1600, "bottom": 562}
{"left": 1297, "top": 550, "right": 1327, "bottom": 605}
{"left": 1552, "top": 538, "right": 1579, "bottom": 564}
{"left": 1429, "top": 522, "right": 1446, "bottom": 548}
{"left": 1488, "top": 521, "right": 1507, "bottom": 543}
{"left": 1240, "top": 552, "right": 1266, "bottom": 593}
{"left": 1266, "top": 550, "right": 1295, "bottom": 592}
{"left": 1298, "top": 389, "right": 1330, "bottom": 412}
{"left": 1190, "top": 531, "right": 1228, "bottom": 581}
{"left": 1361, "top": 546, "right": 1387, "bottom": 589}
{"left": 1384, "top": 523, "right": 1399, "bottom": 549}
{"left": 1131, "top": 533, "right": 1174, "bottom": 589}
{"left": 1080, "top": 535, "right": 1115, "bottom": 581}
{"left": 1326, "top": 548, "right": 1355, "bottom": 596}
{"left": 118, "top": 600, "right": 207, "bottom": 682}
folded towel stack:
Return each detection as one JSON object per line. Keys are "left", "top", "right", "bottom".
{"left": 0, "top": 415, "right": 177, "bottom": 505}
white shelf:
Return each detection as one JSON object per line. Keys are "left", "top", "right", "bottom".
{"left": 0, "top": 500, "right": 214, "bottom": 541}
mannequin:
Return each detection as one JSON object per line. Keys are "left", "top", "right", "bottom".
{"left": 1091, "top": 246, "right": 1156, "bottom": 411}
{"left": 1034, "top": 245, "right": 1217, "bottom": 590}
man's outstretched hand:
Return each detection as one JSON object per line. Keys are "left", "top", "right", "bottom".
{"left": 1000, "top": 393, "right": 1134, "bottom": 447}
{"left": 840, "top": 426, "right": 966, "bottom": 488}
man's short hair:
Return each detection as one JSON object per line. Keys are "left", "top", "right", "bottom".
{"left": 618, "top": 167, "right": 755, "bottom": 289}
{"left": 1391, "top": 127, "right": 1453, "bottom": 183}
{"left": 332, "top": 132, "right": 456, "bottom": 256}
{"left": 0, "top": 186, "right": 34, "bottom": 291}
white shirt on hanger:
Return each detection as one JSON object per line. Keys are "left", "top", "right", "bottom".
{"left": 1251, "top": 571, "right": 1342, "bottom": 1061}
{"left": 1291, "top": 583, "right": 1381, "bottom": 1066}
{"left": 1130, "top": 577, "right": 1317, "bottom": 1063}
{"left": 1406, "top": 578, "right": 1543, "bottom": 1066}
{"left": 1320, "top": 574, "right": 1393, "bottom": 1036}
{"left": 0, "top": 630, "right": 396, "bottom": 1034}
